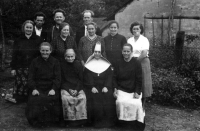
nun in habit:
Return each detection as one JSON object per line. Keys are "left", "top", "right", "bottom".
{"left": 83, "top": 42, "right": 116, "bottom": 128}
{"left": 60, "top": 49, "right": 87, "bottom": 126}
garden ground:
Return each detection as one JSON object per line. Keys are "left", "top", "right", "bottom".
{"left": 0, "top": 69, "right": 200, "bottom": 131}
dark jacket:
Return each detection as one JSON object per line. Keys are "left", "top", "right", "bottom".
{"left": 10, "top": 34, "right": 42, "bottom": 70}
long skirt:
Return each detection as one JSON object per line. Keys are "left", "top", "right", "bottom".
{"left": 87, "top": 88, "right": 116, "bottom": 128}
{"left": 140, "top": 58, "right": 153, "bottom": 97}
{"left": 116, "top": 90, "right": 145, "bottom": 123}
{"left": 25, "top": 89, "right": 61, "bottom": 126}
{"left": 13, "top": 68, "right": 29, "bottom": 102}
{"left": 61, "top": 89, "right": 87, "bottom": 121}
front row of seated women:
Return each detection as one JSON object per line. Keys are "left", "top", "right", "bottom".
{"left": 25, "top": 41, "right": 145, "bottom": 130}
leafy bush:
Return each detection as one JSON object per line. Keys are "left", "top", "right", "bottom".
{"left": 151, "top": 66, "right": 200, "bottom": 108}
{"left": 176, "top": 36, "right": 200, "bottom": 92}
{"left": 149, "top": 45, "right": 175, "bottom": 69}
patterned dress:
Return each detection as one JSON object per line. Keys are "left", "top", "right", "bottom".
{"left": 78, "top": 35, "right": 106, "bottom": 63}
{"left": 10, "top": 34, "right": 42, "bottom": 102}
{"left": 51, "top": 35, "right": 77, "bottom": 61}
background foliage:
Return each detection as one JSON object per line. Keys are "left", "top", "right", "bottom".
{"left": 150, "top": 35, "right": 200, "bottom": 108}
{"left": 0, "top": 0, "right": 130, "bottom": 39}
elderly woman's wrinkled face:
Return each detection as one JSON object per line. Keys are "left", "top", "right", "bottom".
{"left": 61, "top": 25, "right": 70, "bottom": 38}
{"left": 122, "top": 46, "right": 132, "bottom": 60}
{"left": 109, "top": 23, "right": 118, "bottom": 36}
{"left": 87, "top": 24, "right": 96, "bottom": 36}
{"left": 132, "top": 25, "right": 141, "bottom": 37}
{"left": 65, "top": 52, "right": 75, "bottom": 63}
{"left": 94, "top": 50, "right": 101, "bottom": 60}
{"left": 24, "top": 23, "right": 33, "bottom": 35}
{"left": 54, "top": 12, "right": 65, "bottom": 25}
{"left": 40, "top": 45, "right": 52, "bottom": 60}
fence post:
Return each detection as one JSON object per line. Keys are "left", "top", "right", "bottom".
{"left": 175, "top": 31, "right": 185, "bottom": 66}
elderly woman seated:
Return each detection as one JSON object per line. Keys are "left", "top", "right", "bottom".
{"left": 113, "top": 43, "right": 145, "bottom": 130}
{"left": 25, "top": 42, "right": 61, "bottom": 127}
{"left": 60, "top": 49, "right": 87, "bottom": 127}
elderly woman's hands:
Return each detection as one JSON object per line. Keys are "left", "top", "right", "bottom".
{"left": 92, "top": 87, "right": 98, "bottom": 93}
{"left": 69, "top": 89, "right": 78, "bottom": 96}
{"left": 102, "top": 87, "right": 108, "bottom": 93}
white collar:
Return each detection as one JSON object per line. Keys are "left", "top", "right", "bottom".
{"left": 85, "top": 55, "right": 111, "bottom": 74}
{"left": 35, "top": 26, "right": 42, "bottom": 31}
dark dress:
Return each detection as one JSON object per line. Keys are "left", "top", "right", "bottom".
{"left": 26, "top": 56, "right": 61, "bottom": 126}
{"left": 10, "top": 34, "right": 42, "bottom": 102}
{"left": 104, "top": 33, "right": 127, "bottom": 69}
{"left": 84, "top": 65, "right": 116, "bottom": 128}
{"left": 51, "top": 36, "right": 77, "bottom": 61}
{"left": 113, "top": 57, "right": 142, "bottom": 94}
{"left": 75, "top": 25, "right": 102, "bottom": 47}
{"left": 60, "top": 59, "right": 83, "bottom": 92}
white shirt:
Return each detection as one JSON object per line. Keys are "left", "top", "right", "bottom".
{"left": 127, "top": 35, "right": 149, "bottom": 57}
{"left": 85, "top": 25, "right": 88, "bottom": 36}
{"left": 35, "top": 26, "right": 42, "bottom": 36}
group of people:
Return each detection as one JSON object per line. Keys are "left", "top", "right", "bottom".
{"left": 9, "top": 9, "right": 152, "bottom": 130}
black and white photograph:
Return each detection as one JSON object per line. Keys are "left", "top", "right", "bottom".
{"left": 0, "top": 0, "right": 200, "bottom": 131}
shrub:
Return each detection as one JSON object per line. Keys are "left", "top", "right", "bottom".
{"left": 151, "top": 66, "right": 200, "bottom": 108}
{"left": 149, "top": 45, "right": 175, "bottom": 69}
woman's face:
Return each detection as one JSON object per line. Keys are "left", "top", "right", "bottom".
{"left": 109, "top": 23, "right": 118, "bottom": 36}
{"left": 87, "top": 24, "right": 96, "bottom": 36}
{"left": 132, "top": 25, "right": 141, "bottom": 37}
{"left": 61, "top": 25, "right": 70, "bottom": 38}
{"left": 40, "top": 45, "right": 52, "bottom": 60}
{"left": 94, "top": 50, "right": 101, "bottom": 60}
{"left": 65, "top": 52, "right": 75, "bottom": 63}
{"left": 24, "top": 23, "right": 33, "bottom": 35}
{"left": 122, "top": 46, "right": 132, "bottom": 59}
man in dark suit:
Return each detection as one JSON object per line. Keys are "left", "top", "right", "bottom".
{"left": 33, "top": 12, "right": 48, "bottom": 42}
{"left": 75, "top": 10, "right": 102, "bottom": 47}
